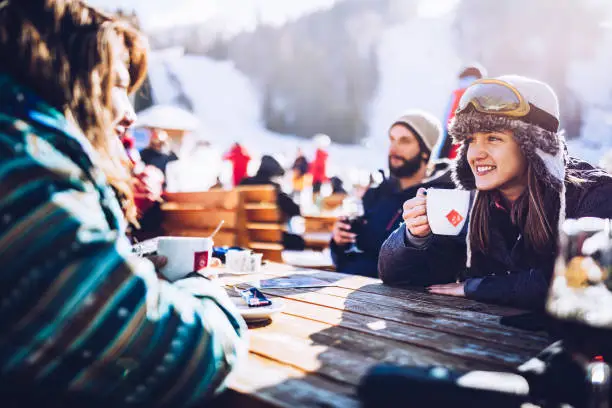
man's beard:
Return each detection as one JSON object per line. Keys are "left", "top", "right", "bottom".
{"left": 389, "top": 154, "right": 424, "bottom": 178}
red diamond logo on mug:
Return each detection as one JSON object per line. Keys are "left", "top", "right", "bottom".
{"left": 194, "top": 251, "right": 209, "bottom": 271}
{"left": 446, "top": 209, "right": 464, "bottom": 227}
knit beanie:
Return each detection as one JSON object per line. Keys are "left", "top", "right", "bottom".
{"left": 448, "top": 75, "right": 567, "bottom": 268}
{"left": 392, "top": 110, "right": 443, "bottom": 154}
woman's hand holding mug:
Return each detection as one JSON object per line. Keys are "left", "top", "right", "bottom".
{"left": 403, "top": 188, "right": 431, "bottom": 238}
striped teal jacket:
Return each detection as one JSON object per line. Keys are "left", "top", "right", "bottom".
{"left": 0, "top": 74, "right": 248, "bottom": 407}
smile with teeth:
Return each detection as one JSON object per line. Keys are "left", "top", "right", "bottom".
{"left": 474, "top": 164, "right": 497, "bottom": 176}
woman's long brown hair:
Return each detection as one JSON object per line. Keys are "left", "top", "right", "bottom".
{"left": 0, "top": 0, "right": 148, "bottom": 226}
{"left": 470, "top": 164, "right": 560, "bottom": 256}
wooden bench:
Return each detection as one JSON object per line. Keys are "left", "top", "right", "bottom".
{"left": 239, "top": 185, "right": 284, "bottom": 262}
{"left": 321, "top": 193, "right": 346, "bottom": 212}
{"left": 160, "top": 186, "right": 286, "bottom": 262}
{"left": 160, "top": 189, "right": 248, "bottom": 247}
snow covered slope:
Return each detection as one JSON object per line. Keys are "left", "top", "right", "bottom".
{"left": 367, "top": 14, "right": 460, "bottom": 143}
{"left": 147, "top": 9, "right": 612, "bottom": 180}
{"left": 147, "top": 49, "right": 388, "bottom": 181}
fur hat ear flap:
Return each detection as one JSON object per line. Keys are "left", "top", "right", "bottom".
{"left": 535, "top": 131, "right": 566, "bottom": 184}
{"left": 465, "top": 190, "right": 478, "bottom": 269}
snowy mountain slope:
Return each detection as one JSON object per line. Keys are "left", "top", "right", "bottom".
{"left": 147, "top": 49, "right": 388, "bottom": 182}
{"left": 146, "top": 6, "right": 612, "bottom": 181}
{"left": 367, "top": 14, "right": 460, "bottom": 142}
{"left": 567, "top": 28, "right": 612, "bottom": 164}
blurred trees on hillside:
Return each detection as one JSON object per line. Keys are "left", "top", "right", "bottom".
{"left": 143, "top": 0, "right": 611, "bottom": 143}
{"left": 211, "top": 0, "right": 400, "bottom": 144}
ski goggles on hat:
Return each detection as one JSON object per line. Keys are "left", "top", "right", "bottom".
{"left": 456, "top": 79, "right": 559, "bottom": 133}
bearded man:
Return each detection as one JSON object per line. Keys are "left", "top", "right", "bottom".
{"left": 331, "top": 110, "right": 455, "bottom": 276}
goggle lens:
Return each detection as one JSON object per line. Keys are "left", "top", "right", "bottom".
{"left": 458, "top": 82, "right": 523, "bottom": 114}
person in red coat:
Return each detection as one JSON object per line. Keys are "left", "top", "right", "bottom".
{"left": 224, "top": 142, "right": 251, "bottom": 186}
{"left": 432, "top": 64, "right": 486, "bottom": 160}
{"left": 310, "top": 134, "right": 330, "bottom": 194}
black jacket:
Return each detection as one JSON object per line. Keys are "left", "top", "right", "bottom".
{"left": 240, "top": 155, "right": 300, "bottom": 220}
{"left": 378, "top": 159, "right": 612, "bottom": 310}
{"left": 331, "top": 165, "right": 455, "bottom": 277}
{"left": 139, "top": 148, "right": 178, "bottom": 175}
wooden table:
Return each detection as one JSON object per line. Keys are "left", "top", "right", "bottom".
{"left": 213, "top": 263, "right": 551, "bottom": 407}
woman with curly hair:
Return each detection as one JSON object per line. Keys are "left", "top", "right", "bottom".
{"left": 0, "top": 1, "right": 247, "bottom": 406}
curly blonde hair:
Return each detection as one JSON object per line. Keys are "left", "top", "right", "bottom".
{"left": 0, "top": 0, "right": 148, "bottom": 225}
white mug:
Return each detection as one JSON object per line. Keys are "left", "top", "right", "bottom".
{"left": 156, "top": 236, "right": 214, "bottom": 281}
{"left": 426, "top": 189, "right": 471, "bottom": 236}
{"left": 226, "top": 250, "right": 263, "bottom": 273}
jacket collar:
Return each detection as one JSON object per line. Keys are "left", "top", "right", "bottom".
{"left": 0, "top": 73, "right": 96, "bottom": 158}
{"left": 491, "top": 191, "right": 509, "bottom": 212}
{"left": 0, "top": 73, "right": 124, "bottom": 230}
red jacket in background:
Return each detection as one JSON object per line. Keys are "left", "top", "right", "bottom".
{"left": 224, "top": 144, "right": 251, "bottom": 186}
{"left": 120, "top": 133, "right": 164, "bottom": 221}
{"left": 444, "top": 88, "right": 467, "bottom": 159}
{"left": 310, "top": 148, "right": 328, "bottom": 184}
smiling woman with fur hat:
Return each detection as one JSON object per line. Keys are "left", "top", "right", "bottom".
{"left": 378, "top": 75, "right": 612, "bottom": 310}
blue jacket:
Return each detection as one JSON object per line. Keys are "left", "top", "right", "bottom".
{"left": 378, "top": 160, "right": 612, "bottom": 310}
{"left": 331, "top": 166, "right": 454, "bottom": 277}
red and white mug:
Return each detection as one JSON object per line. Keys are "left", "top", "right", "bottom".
{"left": 156, "top": 236, "right": 213, "bottom": 281}
{"left": 425, "top": 189, "right": 471, "bottom": 236}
